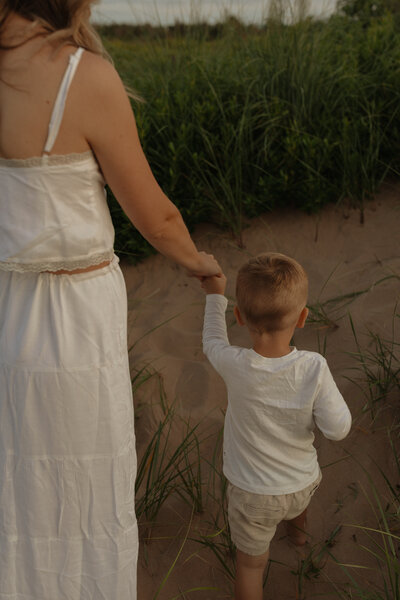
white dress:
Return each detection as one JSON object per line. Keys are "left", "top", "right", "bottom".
{"left": 0, "top": 48, "right": 138, "bottom": 599}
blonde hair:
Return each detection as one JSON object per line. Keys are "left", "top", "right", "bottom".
{"left": 236, "top": 252, "right": 308, "bottom": 333}
{"left": 0, "top": 0, "right": 107, "bottom": 56}
{"left": 0, "top": 1, "right": 142, "bottom": 99}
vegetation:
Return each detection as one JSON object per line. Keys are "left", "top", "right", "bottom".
{"left": 338, "top": 0, "right": 400, "bottom": 21}
{"left": 100, "top": 6, "right": 400, "bottom": 595}
{"left": 131, "top": 298, "right": 400, "bottom": 598}
{"left": 98, "top": 9, "right": 400, "bottom": 260}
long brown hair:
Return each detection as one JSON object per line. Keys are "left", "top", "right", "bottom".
{"left": 0, "top": 0, "right": 108, "bottom": 57}
{"left": 0, "top": 1, "right": 142, "bottom": 100}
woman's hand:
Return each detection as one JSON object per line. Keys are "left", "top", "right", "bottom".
{"left": 201, "top": 273, "right": 227, "bottom": 295}
{"left": 187, "top": 252, "right": 221, "bottom": 278}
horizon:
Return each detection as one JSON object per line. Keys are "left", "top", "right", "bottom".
{"left": 92, "top": 0, "right": 339, "bottom": 25}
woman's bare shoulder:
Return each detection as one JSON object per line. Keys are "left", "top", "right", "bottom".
{"left": 78, "top": 51, "right": 126, "bottom": 100}
{"left": 75, "top": 49, "right": 136, "bottom": 150}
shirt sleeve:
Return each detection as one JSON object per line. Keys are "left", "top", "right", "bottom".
{"left": 202, "top": 294, "right": 237, "bottom": 377}
{"left": 313, "top": 360, "right": 352, "bottom": 441}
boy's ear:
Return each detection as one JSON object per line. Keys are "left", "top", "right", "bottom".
{"left": 296, "top": 307, "right": 309, "bottom": 329}
{"left": 234, "top": 305, "right": 245, "bottom": 326}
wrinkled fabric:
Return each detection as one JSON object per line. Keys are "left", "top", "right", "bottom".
{"left": 203, "top": 294, "right": 352, "bottom": 496}
{"left": 0, "top": 153, "right": 115, "bottom": 271}
{"left": 0, "top": 256, "right": 138, "bottom": 599}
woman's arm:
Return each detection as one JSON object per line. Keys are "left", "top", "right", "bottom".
{"left": 80, "top": 53, "right": 219, "bottom": 277}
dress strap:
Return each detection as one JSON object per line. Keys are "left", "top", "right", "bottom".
{"left": 42, "top": 47, "right": 84, "bottom": 156}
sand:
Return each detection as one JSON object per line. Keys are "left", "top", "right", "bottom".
{"left": 121, "top": 183, "right": 400, "bottom": 599}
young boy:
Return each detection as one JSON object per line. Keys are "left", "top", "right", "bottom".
{"left": 201, "top": 252, "right": 351, "bottom": 600}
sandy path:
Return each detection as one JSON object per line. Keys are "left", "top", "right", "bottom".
{"left": 122, "top": 184, "right": 400, "bottom": 599}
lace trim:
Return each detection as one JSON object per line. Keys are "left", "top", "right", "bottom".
{"left": 0, "top": 250, "right": 115, "bottom": 273}
{"left": 0, "top": 151, "right": 94, "bottom": 168}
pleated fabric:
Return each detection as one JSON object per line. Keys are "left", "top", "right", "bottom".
{"left": 0, "top": 255, "right": 138, "bottom": 599}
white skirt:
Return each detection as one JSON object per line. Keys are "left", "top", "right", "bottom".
{"left": 0, "top": 255, "right": 137, "bottom": 599}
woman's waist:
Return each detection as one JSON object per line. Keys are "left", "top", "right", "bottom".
{"left": 0, "top": 248, "right": 115, "bottom": 274}
{"left": 43, "top": 259, "right": 112, "bottom": 275}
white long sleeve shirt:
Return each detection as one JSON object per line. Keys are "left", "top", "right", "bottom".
{"left": 203, "top": 294, "right": 352, "bottom": 495}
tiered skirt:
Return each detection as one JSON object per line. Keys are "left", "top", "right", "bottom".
{"left": 0, "top": 255, "right": 137, "bottom": 599}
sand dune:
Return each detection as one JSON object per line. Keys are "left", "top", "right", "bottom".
{"left": 122, "top": 184, "right": 400, "bottom": 599}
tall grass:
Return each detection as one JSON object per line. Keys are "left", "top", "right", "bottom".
{"left": 132, "top": 306, "right": 400, "bottom": 597}
{"left": 135, "top": 402, "right": 204, "bottom": 523}
{"left": 191, "top": 427, "right": 236, "bottom": 584}
{"left": 100, "top": 11, "right": 400, "bottom": 261}
{"left": 329, "top": 448, "right": 400, "bottom": 600}
{"left": 345, "top": 309, "right": 399, "bottom": 418}
{"left": 292, "top": 526, "right": 342, "bottom": 600}
{"left": 307, "top": 275, "right": 399, "bottom": 330}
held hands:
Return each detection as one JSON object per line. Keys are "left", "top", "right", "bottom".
{"left": 187, "top": 251, "right": 221, "bottom": 278}
{"left": 201, "top": 272, "right": 227, "bottom": 295}
{"left": 186, "top": 250, "right": 227, "bottom": 295}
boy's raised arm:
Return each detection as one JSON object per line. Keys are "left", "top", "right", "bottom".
{"left": 201, "top": 274, "right": 235, "bottom": 374}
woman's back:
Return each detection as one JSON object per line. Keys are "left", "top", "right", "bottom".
{"left": 0, "top": 28, "right": 93, "bottom": 159}
{"left": 0, "top": 12, "right": 140, "bottom": 600}
{"left": 0, "top": 39, "right": 115, "bottom": 272}
{"left": 0, "top": 6, "right": 220, "bottom": 599}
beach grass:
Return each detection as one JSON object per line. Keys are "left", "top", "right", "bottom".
{"left": 130, "top": 288, "right": 400, "bottom": 597}
{"left": 291, "top": 525, "right": 342, "bottom": 600}
{"left": 345, "top": 309, "right": 399, "bottom": 418}
{"left": 135, "top": 401, "right": 206, "bottom": 523}
{"left": 98, "top": 10, "right": 400, "bottom": 262}
{"left": 329, "top": 450, "right": 400, "bottom": 599}
{"left": 307, "top": 275, "right": 399, "bottom": 330}
{"left": 112, "top": 3, "right": 400, "bottom": 595}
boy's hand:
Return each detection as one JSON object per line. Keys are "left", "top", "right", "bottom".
{"left": 201, "top": 273, "right": 227, "bottom": 295}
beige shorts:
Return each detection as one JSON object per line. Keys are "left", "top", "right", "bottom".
{"left": 227, "top": 471, "right": 322, "bottom": 556}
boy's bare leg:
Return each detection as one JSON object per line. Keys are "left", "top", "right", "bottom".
{"left": 234, "top": 548, "right": 269, "bottom": 600}
{"left": 287, "top": 508, "right": 307, "bottom": 545}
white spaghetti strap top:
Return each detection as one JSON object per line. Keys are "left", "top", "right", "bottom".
{"left": 43, "top": 47, "right": 85, "bottom": 156}
{"left": 0, "top": 46, "right": 116, "bottom": 273}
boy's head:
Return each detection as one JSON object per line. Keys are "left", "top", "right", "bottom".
{"left": 235, "top": 252, "right": 308, "bottom": 333}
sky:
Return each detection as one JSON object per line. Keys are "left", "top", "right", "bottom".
{"left": 92, "top": 0, "right": 339, "bottom": 25}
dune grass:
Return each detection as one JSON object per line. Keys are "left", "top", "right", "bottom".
{"left": 307, "top": 275, "right": 399, "bottom": 331}
{"left": 134, "top": 401, "right": 206, "bottom": 523}
{"left": 328, "top": 446, "right": 400, "bottom": 600}
{"left": 99, "top": 10, "right": 400, "bottom": 262}
{"left": 345, "top": 308, "right": 399, "bottom": 418}
{"left": 115, "top": 4, "right": 400, "bottom": 594}
{"left": 129, "top": 282, "right": 400, "bottom": 597}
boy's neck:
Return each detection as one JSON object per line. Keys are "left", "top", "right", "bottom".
{"left": 251, "top": 329, "right": 295, "bottom": 359}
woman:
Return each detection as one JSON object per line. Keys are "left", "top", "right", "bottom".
{"left": 0, "top": 1, "right": 220, "bottom": 598}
